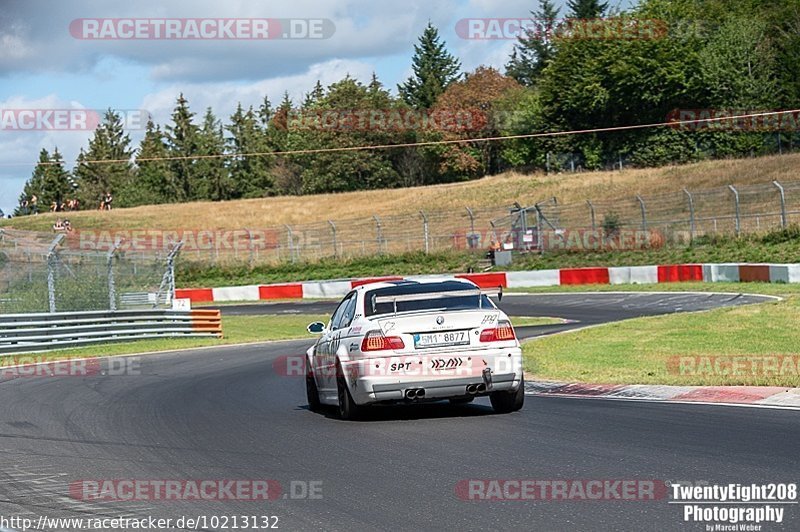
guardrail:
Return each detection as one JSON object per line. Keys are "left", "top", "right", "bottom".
{"left": 0, "top": 309, "right": 223, "bottom": 355}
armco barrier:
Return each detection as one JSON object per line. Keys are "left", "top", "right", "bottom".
{"left": 0, "top": 309, "right": 222, "bottom": 355}
{"left": 176, "top": 263, "right": 800, "bottom": 304}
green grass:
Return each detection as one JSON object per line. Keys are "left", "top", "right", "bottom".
{"left": 176, "top": 227, "right": 800, "bottom": 288}
{"left": 524, "top": 296, "right": 800, "bottom": 387}
{"left": 0, "top": 314, "right": 328, "bottom": 366}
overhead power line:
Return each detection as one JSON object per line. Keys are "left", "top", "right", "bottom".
{"left": 4, "top": 109, "right": 798, "bottom": 168}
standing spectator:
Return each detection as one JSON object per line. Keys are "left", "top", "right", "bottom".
{"left": 103, "top": 191, "right": 114, "bottom": 211}
{"left": 30, "top": 194, "right": 39, "bottom": 215}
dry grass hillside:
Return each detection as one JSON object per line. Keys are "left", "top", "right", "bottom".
{"left": 4, "top": 152, "right": 800, "bottom": 231}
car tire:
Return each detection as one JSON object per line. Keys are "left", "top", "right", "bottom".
{"left": 490, "top": 376, "right": 525, "bottom": 414}
{"left": 449, "top": 397, "right": 475, "bottom": 405}
{"left": 306, "top": 369, "right": 322, "bottom": 412}
{"left": 336, "top": 364, "right": 362, "bottom": 420}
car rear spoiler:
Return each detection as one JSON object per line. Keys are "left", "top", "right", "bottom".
{"left": 374, "top": 286, "right": 503, "bottom": 313}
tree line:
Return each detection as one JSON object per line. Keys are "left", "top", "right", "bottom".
{"left": 17, "top": 0, "right": 800, "bottom": 213}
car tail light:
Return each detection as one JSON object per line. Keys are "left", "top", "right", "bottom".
{"left": 361, "top": 330, "right": 405, "bottom": 352}
{"left": 480, "top": 320, "right": 516, "bottom": 342}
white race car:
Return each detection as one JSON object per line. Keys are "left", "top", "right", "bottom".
{"left": 305, "top": 279, "right": 524, "bottom": 419}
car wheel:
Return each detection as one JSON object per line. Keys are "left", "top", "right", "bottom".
{"left": 306, "top": 369, "right": 322, "bottom": 412}
{"left": 490, "top": 376, "right": 525, "bottom": 414}
{"left": 449, "top": 397, "right": 474, "bottom": 405}
{"left": 336, "top": 364, "right": 362, "bottom": 420}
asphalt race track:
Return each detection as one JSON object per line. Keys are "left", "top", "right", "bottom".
{"left": 0, "top": 293, "right": 797, "bottom": 531}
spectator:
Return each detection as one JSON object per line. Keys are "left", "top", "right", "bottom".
{"left": 30, "top": 194, "right": 39, "bottom": 215}
{"left": 63, "top": 219, "right": 73, "bottom": 232}
{"left": 486, "top": 239, "right": 501, "bottom": 265}
{"left": 102, "top": 191, "right": 113, "bottom": 211}
{"left": 53, "top": 218, "right": 65, "bottom": 232}
{"left": 67, "top": 198, "right": 79, "bottom": 211}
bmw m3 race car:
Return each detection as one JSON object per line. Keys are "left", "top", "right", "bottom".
{"left": 305, "top": 279, "right": 524, "bottom": 419}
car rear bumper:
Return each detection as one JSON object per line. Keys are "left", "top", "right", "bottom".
{"left": 342, "top": 347, "right": 523, "bottom": 405}
{"left": 366, "top": 372, "right": 520, "bottom": 403}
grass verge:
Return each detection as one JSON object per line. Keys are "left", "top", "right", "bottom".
{"left": 523, "top": 292, "right": 800, "bottom": 387}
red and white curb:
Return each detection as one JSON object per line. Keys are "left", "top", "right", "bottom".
{"left": 176, "top": 262, "right": 800, "bottom": 304}
{"left": 525, "top": 381, "right": 800, "bottom": 410}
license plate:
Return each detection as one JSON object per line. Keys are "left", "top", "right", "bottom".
{"left": 413, "top": 331, "right": 469, "bottom": 349}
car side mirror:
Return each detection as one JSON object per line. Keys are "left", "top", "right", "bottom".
{"left": 307, "top": 321, "right": 326, "bottom": 334}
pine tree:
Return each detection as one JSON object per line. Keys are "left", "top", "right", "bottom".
{"left": 506, "top": 0, "right": 560, "bottom": 86}
{"left": 258, "top": 95, "right": 273, "bottom": 129}
{"left": 398, "top": 22, "right": 462, "bottom": 109}
{"left": 567, "top": 0, "right": 608, "bottom": 19}
{"left": 196, "top": 108, "right": 232, "bottom": 201}
{"left": 133, "top": 119, "right": 176, "bottom": 205}
{"left": 165, "top": 93, "right": 200, "bottom": 201}
{"left": 17, "top": 148, "right": 72, "bottom": 214}
{"left": 226, "top": 104, "right": 273, "bottom": 198}
{"left": 303, "top": 81, "right": 325, "bottom": 108}
{"left": 73, "top": 109, "right": 134, "bottom": 207}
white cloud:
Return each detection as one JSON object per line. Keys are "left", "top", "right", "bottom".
{"left": 0, "top": 0, "right": 458, "bottom": 82}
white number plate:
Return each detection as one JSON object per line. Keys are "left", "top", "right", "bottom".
{"left": 413, "top": 331, "right": 469, "bottom": 349}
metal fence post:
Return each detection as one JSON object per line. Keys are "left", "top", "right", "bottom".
{"left": 46, "top": 234, "right": 65, "bottom": 313}
{"left": 328, "top": 220, "right": 338, "bottom": 258}
{"left": 636, "top": 195, "right": 647, "bottom": 232}
{"left": 285, "top": 225, "right": 296, "bottom": 263}
{"left": 245, "top": 228, "right": 254, "bottom": 266}
{"left": 420, "top": 211, "right": 429, "bottom": 254}
{"left": 466, "top": 207, "right": 475, "bottom": 235}
{"left": 683, "top": 188, "right": 695, "bottom": 244}
{"left": 107, "top": 237, "right": 123, "bottom": 311}
{"left": 373, "top": 216, "right": 384, "bottom": 254}
{"left": 729, "top": 185, "right": 741, "bottom": 236}
{"left": 587, "top": 200, "right": 596, "bottom": 231}
{"left": 773, "top": 181, "right": 787, "bottom": 228}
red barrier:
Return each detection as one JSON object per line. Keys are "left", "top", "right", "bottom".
{"left": 455, "top": 272, "right": 508, "bottom": 288}
{"left": 259, "top": 283, "right": 303, "bottom": 300}
{"left": 559, "top": 268, "right": 610, "bottom": 285}
{"left": 657, "top": 264, "right": 703, "bottom": 283}
{"left": 175, "top": 288, "right": 214, "bottom": 303}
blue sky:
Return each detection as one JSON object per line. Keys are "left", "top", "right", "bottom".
{"left": 0, "top": 0, "right": 635, "bottom": 216}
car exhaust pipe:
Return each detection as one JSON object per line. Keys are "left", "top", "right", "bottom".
{"left": 405, "top": 388, "right": 425, "bottom": 400}
{"left": 466, "top": 384, "right": 478, "bottom": 395}
{"left": 476, "top": 383, "right": 487, "bottom": 393}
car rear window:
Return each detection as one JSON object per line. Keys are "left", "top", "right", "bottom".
{"left": 364, "top": 282, "right": 493, "bottom": 317}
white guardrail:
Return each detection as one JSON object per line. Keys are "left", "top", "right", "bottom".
{"left": 0, "top": 309, "right": 222, "bottom": 355}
